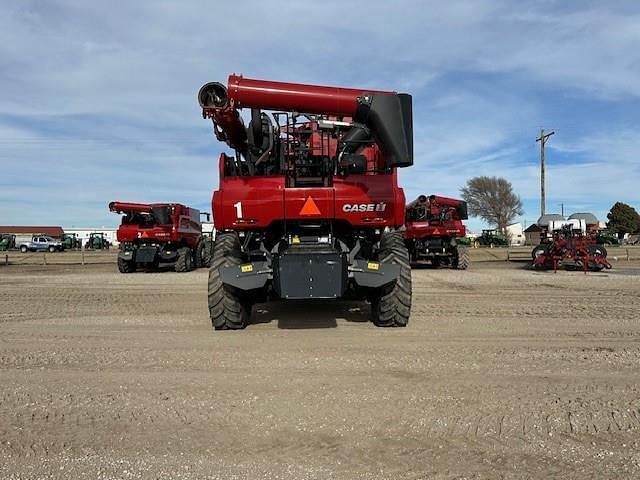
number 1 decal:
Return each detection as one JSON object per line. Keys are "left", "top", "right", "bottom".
{"left": 233, "top": 201, "right": 243, "bottom": 219}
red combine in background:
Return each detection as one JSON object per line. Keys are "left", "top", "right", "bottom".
{"left": 199, "top": 74, "right": 414, "bottom": 329}
{"left": 109, "top": 202, "right": 209, "bottom": 273}
{"left": 403, "top": 194, "right": 470, "bottom": 269}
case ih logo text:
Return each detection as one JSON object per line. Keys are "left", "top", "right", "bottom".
{"left": 342, "top": 202, "right": 387, "bottom": 213}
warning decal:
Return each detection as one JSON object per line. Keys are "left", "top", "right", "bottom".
{"left": 299, "top": 196, "right": 321, "bottom": 216}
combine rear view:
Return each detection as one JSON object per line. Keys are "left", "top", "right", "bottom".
{"left": 199, "top": 74, "right": 414, "bottom": 329}
{"left": 110, "top": 202, "right": 208, "bottom": 273}
{"left": 403, "top": 194, "right": 470, "bottom": 268}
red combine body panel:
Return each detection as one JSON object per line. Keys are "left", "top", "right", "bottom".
{"left": 199, "top": 74, "right": 414, "bottom": 330}
{"left": 109, "top": 201, "right": 208, "bottom": 273}
{"left": 403, "top": 195, "right": 470, "bottom": 269}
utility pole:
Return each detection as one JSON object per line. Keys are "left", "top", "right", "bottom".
{"left": 536, "top": 129, "right": 554, "bottom": 216}
{"left": 560, "top": 203, "right": 564, "bottom": 217}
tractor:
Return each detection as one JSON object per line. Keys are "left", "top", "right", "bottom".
{"left": 595, "top": 232, "right": 619, "bottom": 246}
{"left": 199, "top": 74, "right": 413, "bottom": 329}
{"left": 85, "top": 232, "right": 110, "bottom": 250}
{"left": 0, "top": 234, "right": 15, "bottom": 251}
{"left": 61, "top": 233, "right": 81, "bottom": 250}
{"left": 109, "top": 201, "right": 207, "bottom": 273}
{"left": 403, "top": 194, "right": 469, "bottom": 268}
{"left": 473, "top": 229, "right": 508, "bottom": 248}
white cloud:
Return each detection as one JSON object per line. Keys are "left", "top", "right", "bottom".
{"left": 0, "top": 1, "right": 639, "bottom": 226}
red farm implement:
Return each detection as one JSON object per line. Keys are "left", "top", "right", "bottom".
{"left": 199, "top": 74, "right": 414, "bottom": 329}
{"left": 531, "top": 219, "right": 611, "bottom": 272}
{"left": 403, "top": 194, "right": 469, "bottom": 269}
{"left": 109, "top": 201, "right": 209, "bottom": 273}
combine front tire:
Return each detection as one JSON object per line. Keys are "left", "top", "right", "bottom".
{"left": 117, "top": 257, "right": 136, "bottom": 274}
{"left": 371, "top": 232, "right": 412, "bottom": 327}
{"left": 200, "top": 237, "right": 213, "bottom": 268}
{"left": 175, "top": 247, "right": 193, "bottom": 272}
{"left": 453, "top": 246, "right": 470, "bottom": 270}
{"left": 208, "top": 232, "right": 250, "bottom": 330}
{"left": 194, "top": 241, "right": 204, "bottom": 269}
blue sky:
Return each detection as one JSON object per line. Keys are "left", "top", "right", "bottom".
{"left": 1, "top": 1, "right": 639, "bottom": 232}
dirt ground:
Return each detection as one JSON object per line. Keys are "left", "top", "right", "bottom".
{"left": 1, "top": 258, "right": 640, "bottom": 479}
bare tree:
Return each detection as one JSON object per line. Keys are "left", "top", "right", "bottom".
{"left": 461, "top": 176, "right": 523, "bottom": 233}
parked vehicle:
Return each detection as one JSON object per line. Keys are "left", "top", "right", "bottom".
{"left": 85, "top": 232, "right": 110, "bottom": 250}
{"left": 109, "top": 201, "right": 206, "bottom": 273}
{"left": 595, "top": 231, "right": 619, "bottom": 245}
{"left": 473, "top": 229, "right": 508, "bottom": 248}
{"left": 531, "top": 219, "right": 611, "bottom": 272}
{"left": 198, "top": 74, "right": 414, "bottom": 329}
{"left": 0, "top": 234, "right": 15, "bottom": 251}
{"left": 16, "top": 235, "right": 64, "bottom": 253}
{"left": 403, "top": 194, "right": 469, "bottom": 268}
{"left": 62, "top": 233, "right": 82, "bottom": 250}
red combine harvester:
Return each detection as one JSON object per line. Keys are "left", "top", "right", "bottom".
{"left": 531, "top": 217, "right": 611, "bottom": 272}
{"left": 403, "top": 194, "right": 469, "bottom": 269}
{"left": 109, "top": 202, "right": 208, "bottom": 273}
{"left": 199, "top": 74, "right": 413, "bottom": 329}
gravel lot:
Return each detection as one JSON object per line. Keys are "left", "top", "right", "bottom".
{"left": 1, "top": 258, "right": 639, "bottom": 479}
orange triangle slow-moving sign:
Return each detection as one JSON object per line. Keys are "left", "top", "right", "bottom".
{"left": 299, "top": 196, "right": 321, "bottom": 216}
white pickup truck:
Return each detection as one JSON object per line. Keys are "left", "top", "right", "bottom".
{"left": 16, "top": 235, "right": 64, "bottom": 253}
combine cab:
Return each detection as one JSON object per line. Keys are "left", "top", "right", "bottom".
{"left": 110, "top": 202, "right": 207, "bottom": 273}
{"left": 199, "top": 74, "right": 414, "bottom": 329}
{"left": 403, "top": 194, "right": 469, "bottom": 268}
{"left": 531, "top": 217, "right": 611, "bottom": 272}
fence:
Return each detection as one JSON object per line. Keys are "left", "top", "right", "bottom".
{"left": 2, "top": 250, "right": 116, "bottom": 266}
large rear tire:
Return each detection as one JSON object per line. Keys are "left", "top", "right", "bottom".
{"left": 175, "top": 247, "right": 193, "bottom": 272}
{"left": 208, "top": 232, "right": 250, "bottom": 330}
{"left": 452, "top": 245, "right": 470, "bottom": 270}
{"left": 370, "top": 232, "right": 412, "bottom": 327}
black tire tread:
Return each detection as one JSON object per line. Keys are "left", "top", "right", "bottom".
{"left": 371, "top": 232, "right": 412, "bottom": 327}
{"left": 175, "top": 247, "right": 193, "bottom": 272}
{"left": 454, "top": 246, "right": 470, "bottom": 270}
{"left": 201, "top": 237, "right": 213, "bottom": 268}
{"left": 117, "top": 257, "right": 136, "bottom": 274}
{"left": 194, "top": 240, "right": 206, "bottom": 269}
{"left": 207, "top": 232, "right": 249, "bottom": 330}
